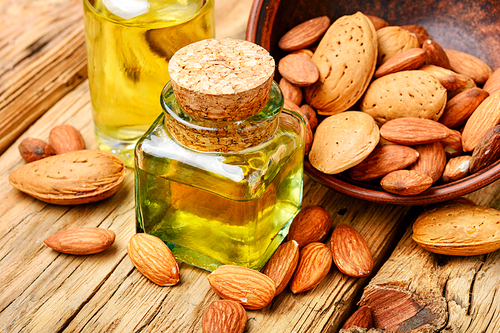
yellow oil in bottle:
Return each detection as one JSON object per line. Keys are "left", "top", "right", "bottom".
{"left": 83, "top": 0, "right": 214, "bottom": 166}
{"left": 135, "top": 114, "right": 304, "bottom": 271}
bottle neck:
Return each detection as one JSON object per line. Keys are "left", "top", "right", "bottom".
{"left": 161, "top": 81, "right": 283, "bottom": 153}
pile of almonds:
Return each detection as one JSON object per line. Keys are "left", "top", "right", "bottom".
{"left": 278, "top": 12, "right": 500, "bottom": 195}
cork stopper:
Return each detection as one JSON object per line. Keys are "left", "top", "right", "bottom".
{"left": 168, "top": 38, "right": 275, "bottom": 121}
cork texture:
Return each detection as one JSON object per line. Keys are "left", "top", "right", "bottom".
{"left": 168, "top": 38, "right": 275, "bottom": 121}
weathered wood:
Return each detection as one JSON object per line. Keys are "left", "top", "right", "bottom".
{"left": 0, "top": 0, "right": 87, "bottom": 155}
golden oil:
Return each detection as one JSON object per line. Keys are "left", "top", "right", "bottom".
{"left": 83, "top": 0, "right": 214, "bottom": 166}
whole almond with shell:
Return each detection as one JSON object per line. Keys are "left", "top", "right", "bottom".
{"left": 9, "top": 150, "right": 126, "bottom": 205}
{"left": 439, "top": 88, "right": 489, "bottom": 129}
{"left": 410, "top": 141, "right": 447, "bottom": 184}
{"left": 348, "top": 144, "right": 419, "bottom": 181}
{"left": 376, "top": 26, "right": 419, "bottom": 66}
{"left": 49, "top": 124, "right": 85, "bottom": 154}
{"left": 278, "top": 16, "right": 331, "bottom": 51}
{"left": 361, "top": 71, "right": 447, "bottom": 125}
{"left": 18, "top": 137, "right": 55, "bottom": 163}
{"left": 261, "top": 240, "right": 299, "bottom": 295}
{"left": 462, "top": 92, "right": 500, "bottom": 151}
{"left": 373, "top": 48, "right": 426, "bottom": 79}
{"left": 469, "top": 125, "right": 500, "bottom": 173}
{"left": 442, "top": 155, "right": 471, "bottom": 183}
{"left": 288, "top": 205, "right": 332, "bottom": 249}
{"left": 379, "top": 117, "right": 452, "bottom": 145}
{"left": 304, "top": 12, "right": 378, "bottom": 115}
{"left": 289, "top": 242, "right": 332, "bottom": 294}
{"left": 278, "top": 53, "right": 319, "bottom": 87}
{"left": 380, "top": 170, "right": 433, "bottom": 195}
{"left": 422, "top": 39, "right": 451, "bottom": 69}
{"left": 208, "top": 265, "right": 276, "bottom": 310}
{"left": 44, "top": 227, "right": 115, "bottom": 255}
{"left": 445, "top": 49, "right": 493, "bottom": 85}
{"left": 330, "top": 224, "right": 373, "bottom": 278}
{"left": 202, "top": 300, "right": 247, "bottom": 333}
{"left": 418, "top": 64, "right": 469, "bottom": 91}
{"left": 127, "top": 233, "right": 180, "bottom": 286}
{"left": 366, "top": 15, "right": 388, "bottom": 30}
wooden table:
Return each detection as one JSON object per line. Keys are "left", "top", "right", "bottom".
{"left": 1, "top": 0, "right": 500, "bottom": 332}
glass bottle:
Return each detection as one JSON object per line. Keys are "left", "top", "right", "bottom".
{"left": 134, "top": 38, "right": 306, "bottom": 271}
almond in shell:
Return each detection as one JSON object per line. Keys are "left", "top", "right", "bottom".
{"left": 288, "top": 205, "right": 332, "bottom": 248}
{"left": 278, "top": 16, "right": 331, "bottom": 51}
{"left": 366, "top": 15, "right": 388, "bottom": 30}
{"left": 44, "top": 227, "right": 115, "bottom": 255}
{"left": 304, "top": 12, "right": 378, "bottom": 115}
{"left": 202, "top": 300, "right": 247, "bottom": 333}
{"left": 208, "top": 265, "right": 276, "bottom": 310}
{"left": 445, "top": 49, "right": 493, "bottom": 85}
{"left": 412, "top": 202, "right": 500, "bottom": 256}
{"left": 400, "top": 24, "right": 430, "bottom": 45}
{"left": 330, "top": 224, "right": 373, "bottom": 278}
{"left": 127, "top": 233, "right": 180, "bottom": 286}
{"left": 49, "top": 124, "right": 86, "bottom": 154}
{"left": 9, "top": 150, "right": 126, "bottom": 205}
{"left": 376, "top": 26, "right": 419, "bottom": 66}
{"left": 289, "top": 242, "right": 332, "bottom": 294}
{"left": 261, "top": 240, "right": 299, "bottom": 295}
{"left": 462, "top": 92, "right": 500, "bottom": 151}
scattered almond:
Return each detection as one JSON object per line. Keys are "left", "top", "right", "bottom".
{"left": 289, "top": 242, "right": 332, "bottom": 293}
{"left": 49, "top": 124, "right": 86, "bottom": 154}
{"left": 262, "top": 240, "right": 299, "bottom": 295}
{"left": 202, "top": 300, "right": 247, "bottom": 333}
{"left": 288, "top": 205, "right": 332, "bottom": 249}
{"left": 44, "top": 227, "right": 115, "bottom": 255}
{"left": 330, "top": 224, "right": 373, "bottom": 278}
{"left": 18, "top": 137, "right": 55, "bottom": 163}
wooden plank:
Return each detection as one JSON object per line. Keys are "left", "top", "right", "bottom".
{"left": 0, "top": 0, "right": 87, "bottom": 155}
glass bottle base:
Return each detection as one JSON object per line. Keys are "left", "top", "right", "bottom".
{"left": 94, "top": 126, "right": 138, "bottom": 168}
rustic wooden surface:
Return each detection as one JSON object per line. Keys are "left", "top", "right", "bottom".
{"left": 1, "top": 0, "right": 500, "bottom": 332}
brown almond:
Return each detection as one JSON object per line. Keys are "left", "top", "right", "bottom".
{"left": 439, "top": 88, "right": 489, "bottom": 128}
{"left": 419, "top": 64, "right": 469, "bottom": 91}
{"left": 342, "top": 306, "right": 374, "bottom": 330}
{"left": 410, "top": 141, "right": 446, "bottom": 184}
{"left": 379, "top": 117, "right": 452, "bottom": 145}
{"left": 261, "top": 240, "right": 299, "bottom": 296}
{"left": 469, "top": 125, "right": 500, "bottom": 173}
{"left": 422, "top": 39, "right": 451, "bottom": 69}
{"left": 278, "top": 16, "right": 331, "bottom": 51}
{"left": 412, "top": 202, "right": 500, "bottom": 256}
{"left": 278, "top": 53, "right": 319, "bottom": 87}
{"left": 202, "top": 300, "right": 247, "bottom": 333}
{"left": 284, "top": 99, "right": 313, "bottom": 154}
{"left": 292, "top": 49, "right": 314, "bottom": 58}
{"left": 9, "top": 150, "right": 126, "bottom": 205}
{"left": 380, "top": 170, "right": 433, "bottom": 195}
{"left": 289, "top": 242, "right": 332, "bottom": 293}
{"left": 49, "top": 124, "right": 86, "bottom": 154}
{"left": 400, "top": 24, "right": 430, "bottom": 45}
{"left": 127, "top": 233, "right": 180, "bottom": 286}
{"left": 366, "top": 15, "right": 388, "bottom": 30}
{"left": 447, "top": 76, "right": 477, "bottom": 100}
{"left": 483, "top": 67, "right": 500, "bottom": 95}
{"left": 299, "top": 104, "right": 318, "bottom": 131}
{"left": 330, "top": 224, "right": 373, "bottom": 278}
{"left": 18, "top": 137, "right": 55, "bottom": 163}
{"left": 441, "top": 129, "right": 463, "bottom": 159}
{"left": 442, "top": 155, "right": 471, "bottom": 183}
{"left": 288, "top": 205, "right": 332, "bottom": 249}
{"left": 44, "top": 227, "right": 115, "bottom": 255}
{"left": 462, "top": 92, "right": 500, "bottom": 151}
{"left": 374, "top": 48, "right": 426, "bottom": 79}
{"left": 279, "top": 77, "right": 303, "bottom": 106}
{"left": 348, "top": 144, "right": 419, "bottom": 181}
{"left": 445, "top": 49, "right": 493, "bottom": 85}
{"left": 208, "top": 265, "right": 276, "bottom": 310}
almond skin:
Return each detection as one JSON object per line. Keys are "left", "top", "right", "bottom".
{"left": 379, "top": 117, "right": 452, "bottom": 145}
{"left": 439, "top": 88, "right": 489, "bottom": 129}
{"left": 445, "top": 49, "right": 493, "bottom": 85}
{"left": 289, "top": 242, "right": 332, "bottom": 294}
{"left": 49, "top": 124, "right": 86, "bottom": 154}
{"left": 288, "top": 205, "right": 332, "bottom": 249}
{"left": 422, "top": 39, "right": 451, "bottom": 69}
{"left": 400, "top": 24, "right": 430, "bottom": 45}
{"left": 202, "top": 300, "right": 247, "bottom": 333}
{"left": 410, "top": 141, "right": 446, "bottom": 184}
{"left": 462, "top": 92, "right": 500, "bottom": 152}
{"left": 380, "top": 170, "right": 433, "bottom": 196}
{"left": 442, "top": 155, "right": 471, "bottom": 183}
{"left": 419, "top": 64, "right": 469, "bottom": 91}
{"left": 18, "top": 137, "right": 55, "bottom": 163}
{"left": 208, "top": 265, "right": 276, "bottom": 310}
{"left": 261, "top": 240, "right": 299, "bottom": 296}
{"left": 374, "top": 48, "right": 426, "bottom": 79}
{"left": 44, "top": 227, "right": 115, "bottom": 255}
{"left": 278, "top": 53, "right": 319, "bottom": 87}
{"left": 279, "top": 77, "right": 303, "bottom": 106}
{"left": 469, "top": 125, "right": 500, "bottom": 173}
{"left": 299, "top": 104, "right": 318, "bottom": 131}
{"left": 330, "top": 225, "right": 373, "bottom": 278}
{"left": 441, "top": 129, "right": 463, "bottom": 159}
{"left": 278, "top": 16, "right": 331, "bottom": 51}
{"left": 483, "top": 67, "right": 500, "bottom": 95}
{"left": 9, "top": 150, "right": 126, "bottom": 205}
{"left": 127, "top": 233, "right": 180, "bottom": 287}
{"left": 342, "top": 306, "right": 374, "bottom": 330}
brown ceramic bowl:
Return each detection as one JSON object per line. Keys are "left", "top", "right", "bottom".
{"left": 247, "top": 0, "right": 500, "bottom": 205}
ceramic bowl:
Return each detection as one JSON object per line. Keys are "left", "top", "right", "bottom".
{"left": 247, "top": 0, "right": 500, "bottom": 205}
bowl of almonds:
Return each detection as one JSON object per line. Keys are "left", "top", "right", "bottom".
{"left": 247, "top": 0, "right": 500, "bottom": 205}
